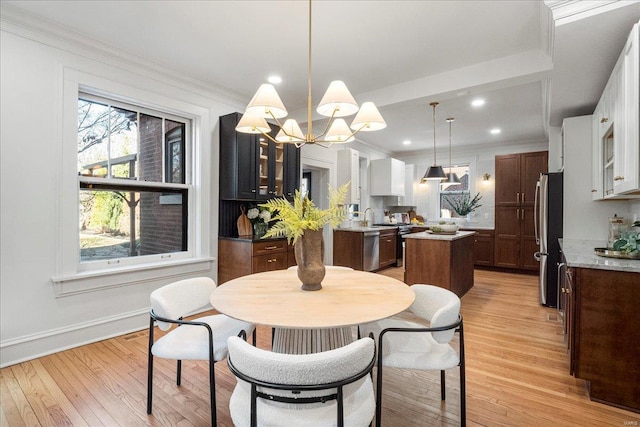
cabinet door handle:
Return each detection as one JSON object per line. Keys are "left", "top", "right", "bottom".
{"left": 386, "top": 239, "right": 392, "bottom": 243}
{"left": 522, "top": 193, "right": 525, "bottom": 203}
{"left": 264, "top": 246, "right": 278, "bottom": 250}
{"left": 516, "top": 192, "right": 520, "bottom": 203}
{"left": 600, "top": 117, "right": 608, "bottom": 123}
{"left": 591, "top": 189, "right": 597, "bottom": 192}
{"left": 614, "top": 176, "right": 624, "bottom": 181}
{"left": 251, "top": 189, "right": 256, "bottom": 193}
{"left": 521, "top": 209, "right": 524, "bottom": 220}
{"left": 267, "top": 258, "right": 277, "bottom": 263}
{"left": 516, "top": 209, "right": 520, "bottom": 220}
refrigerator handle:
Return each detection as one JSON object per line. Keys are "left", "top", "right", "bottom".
{"left": 534, "top": 180, "right": 541, "bottom": 245}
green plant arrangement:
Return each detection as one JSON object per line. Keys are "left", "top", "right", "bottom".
{"left": 444, "top": 192, "right": 483, "bottom": 216}
{"left": 260, "top": 183, "right": 349, "bottom": 244}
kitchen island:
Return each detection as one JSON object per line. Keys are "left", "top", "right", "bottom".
{"left": 404, "top": 230, "right": 475, "bottom": 297}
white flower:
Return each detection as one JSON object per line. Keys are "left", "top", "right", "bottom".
{"left": 247, "top": 208, "right": 259, "bottom": 220}
{"left": 259, "top": 210, "right": 271, "bottom": 222}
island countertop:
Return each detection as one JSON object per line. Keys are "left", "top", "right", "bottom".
{"left": 559, "top": 238, "right": 640, "bottom": 273}
{"left": 404, "top": 230, "right": 475, "bottom": 241}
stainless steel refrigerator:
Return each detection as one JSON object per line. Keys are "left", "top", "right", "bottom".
{"left": 534, "top": 172, "right": 563, "bottom": 308}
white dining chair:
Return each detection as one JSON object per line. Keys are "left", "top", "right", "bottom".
{"left": 147, "top": 277, "right": 255, "bottom": 426}
{"left": 226, "top": 335, "right": 376, "bottom": 427}
{"left": 359, "top": 284, "right": 465, "bottom": 427}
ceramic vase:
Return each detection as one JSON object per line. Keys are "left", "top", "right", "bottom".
{"left": 294, "top": 229, "right": 325, "bottom": 291}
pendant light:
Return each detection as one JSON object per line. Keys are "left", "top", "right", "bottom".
{"left": 421, "top": 102, "right": 447, "bottom": 182}
{"left": 442, "top": 117, "right": 461, "bottom": 184}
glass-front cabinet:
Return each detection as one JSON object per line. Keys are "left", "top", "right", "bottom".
{"left": 219, "top": 112, "right": 300, "bottom": 201}
{"left": 592, "top": 22, "right": 640, "bottom": 200}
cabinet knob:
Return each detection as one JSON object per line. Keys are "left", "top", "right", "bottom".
{"left": 600, "top": 117, "right": 609, "bottom": 123}
{"left": 614, "top": 176, "right": 624, "bottom": 181}
{"left": 251, "top": 189, "right": 256, "bottom": 193}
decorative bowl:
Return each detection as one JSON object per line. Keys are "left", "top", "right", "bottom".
{"left": 440, "top": 223, "right": 459, "bottom": 232}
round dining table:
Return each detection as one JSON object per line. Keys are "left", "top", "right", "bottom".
{"left": 210, "top": 268, "right": 415, "bottom": 354}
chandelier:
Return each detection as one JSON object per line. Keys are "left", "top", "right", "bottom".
{"left": 421, "top": 102, "right": 447, "bottom": 182}
{"left": 234, "top": 0, "right": 386, "bottom": 147}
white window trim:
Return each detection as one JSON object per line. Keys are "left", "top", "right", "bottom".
{"left": 54, "top": 67, "right": 212, "bottom": 295}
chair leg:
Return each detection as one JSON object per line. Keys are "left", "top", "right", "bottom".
{"left": 375, "top": 339, "right": 384, "bottom": 427}
{"left": 440, "top": 370, "right": 446, "bottom": 400}
{"left": 147, "top": 317, "right": 154, "bottom": 415}
{"left": 209, "top": 358, "right": 217, "bottom": 426}
{"left": 176, "top": 360, "right": 182, "bottom": 386}
{"left": 459, "top": 322, "right": 466, "bottom": 427}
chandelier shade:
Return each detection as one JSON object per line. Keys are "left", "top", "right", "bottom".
{"left": 235, "top": 0, "right": 385, "bottom": 147}
{"left": 317, "top": 81, "right": 359, "bottom": 117}
{"left": 235, "top": 113, "right": 272, "bottom": 134}
{"left": 350, "top": 102, "right": 387, "bottom": 131}
{"left": 325, "top": 118, "right": 355, "bottom": 143}
{"left": 276, "top": 119, "right": 305, "bottom": 142}
{"left": 421, "top": 101, "right": 447, "bottom": 182}
{"left": 244, "top": 84, "right": 288, "bottom": 118}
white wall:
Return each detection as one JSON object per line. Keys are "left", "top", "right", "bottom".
{"left": 0, "top": 22, "right": 240, "bottom": 366}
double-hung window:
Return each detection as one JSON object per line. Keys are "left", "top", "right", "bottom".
{"left": 77, "top": 93, "right": 190, "bottom": 269}
{"left": 439, "top": 164, "right": 470, "bottom": 216}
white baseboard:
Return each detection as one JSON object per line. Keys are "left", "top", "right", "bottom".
{"left": 0, "top": 308, "right": 149, "bottom": 368}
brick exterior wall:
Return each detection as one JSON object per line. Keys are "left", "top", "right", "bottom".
{"left": 138, "top": 114, "right": 184, "bottom": 256}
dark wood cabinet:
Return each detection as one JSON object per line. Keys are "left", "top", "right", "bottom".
{"left": 566, "top": 267, "right": 640, "bottom": 412}
{"left": 218, "top": 237, "right": 290, "bottom": 284}
{"left": 219, "top": 112, "right": 300, "bottom": 201}
{"left": 471, "top": 229, "right": 494, "bottom": 266}
{"left": 378, "top": 229, "right": 397, "bottom": 269}
{"left": 494, "top": 151, "right": 547, "bottom": 270}
{"left": 333, "top": 229, "right": 398, "bottom": 271}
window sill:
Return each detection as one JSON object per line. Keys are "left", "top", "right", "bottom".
{"left": 51, "top": 257, "right": 215, "bottom": 298}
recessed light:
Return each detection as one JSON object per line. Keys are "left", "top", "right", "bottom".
{"left": 471, "top": 98, "right": 485, "bottom": 107}
{"left": 403, "top": 140, "right": 411, "bottom": 145}
{"left": 490, "top": 128, "right": 501, "bottom": 135}
{"left": 267, "top": 75, "right": 282, "bottom": 84}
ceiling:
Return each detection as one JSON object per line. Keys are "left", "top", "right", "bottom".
{"left": 3, "top": 0, "right": 640, "bottom": 155}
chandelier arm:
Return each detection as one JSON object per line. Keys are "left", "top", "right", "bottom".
{"left": 259, "top": 130, "right": 279, "bottom": 144}
{"left": 315, "top": 109, "right": 339, "bottom": 139}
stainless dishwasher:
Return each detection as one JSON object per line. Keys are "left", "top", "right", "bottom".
{"left": 363, "top": 230, "right": 380, "bottom": 271}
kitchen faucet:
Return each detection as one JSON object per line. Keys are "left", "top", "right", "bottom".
{"left": 362, "top": 207, "right": 372, "bottom": 227}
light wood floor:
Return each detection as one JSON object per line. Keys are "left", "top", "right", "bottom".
{"left": 2, "top": 268, "right": 639, "bottom": 426}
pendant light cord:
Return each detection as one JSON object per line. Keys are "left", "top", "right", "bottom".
{"left": 430, "top": 102, "right": 438, "bottom": 166}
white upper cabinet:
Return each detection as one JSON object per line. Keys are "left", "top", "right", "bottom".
{"left": 337, "top": 148, "right": 360, "bottom": 204}
{"left": 370, "top": 158, "right": 405, "bottom": 196}
{"left": 613, "top": 22, "right": 639, "bottom": 195}
{"left": 592, "top": 21, "right": 640, "bottom": 199}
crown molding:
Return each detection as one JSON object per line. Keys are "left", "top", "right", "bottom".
{"left": 0, "top": 3, "right": 245, "bottom": 107}
{"left": 544, "top": 0, "right": 632, "bottom": 26}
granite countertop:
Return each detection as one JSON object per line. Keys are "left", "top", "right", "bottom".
{"left": 335, "top": 225, "right": 399, "bottom": 232}
{"left": 404, "top": 230, "right": 476, "bottom": 241}
{"left": 559, "top": 238, "right": 640, "bottom": 273}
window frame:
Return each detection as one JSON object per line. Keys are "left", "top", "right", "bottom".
{"left": 53, "top": 68, "right": 213, "bottom": 296}
{"left": 439, "top": 164, "right": 471, "bottom": 215}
